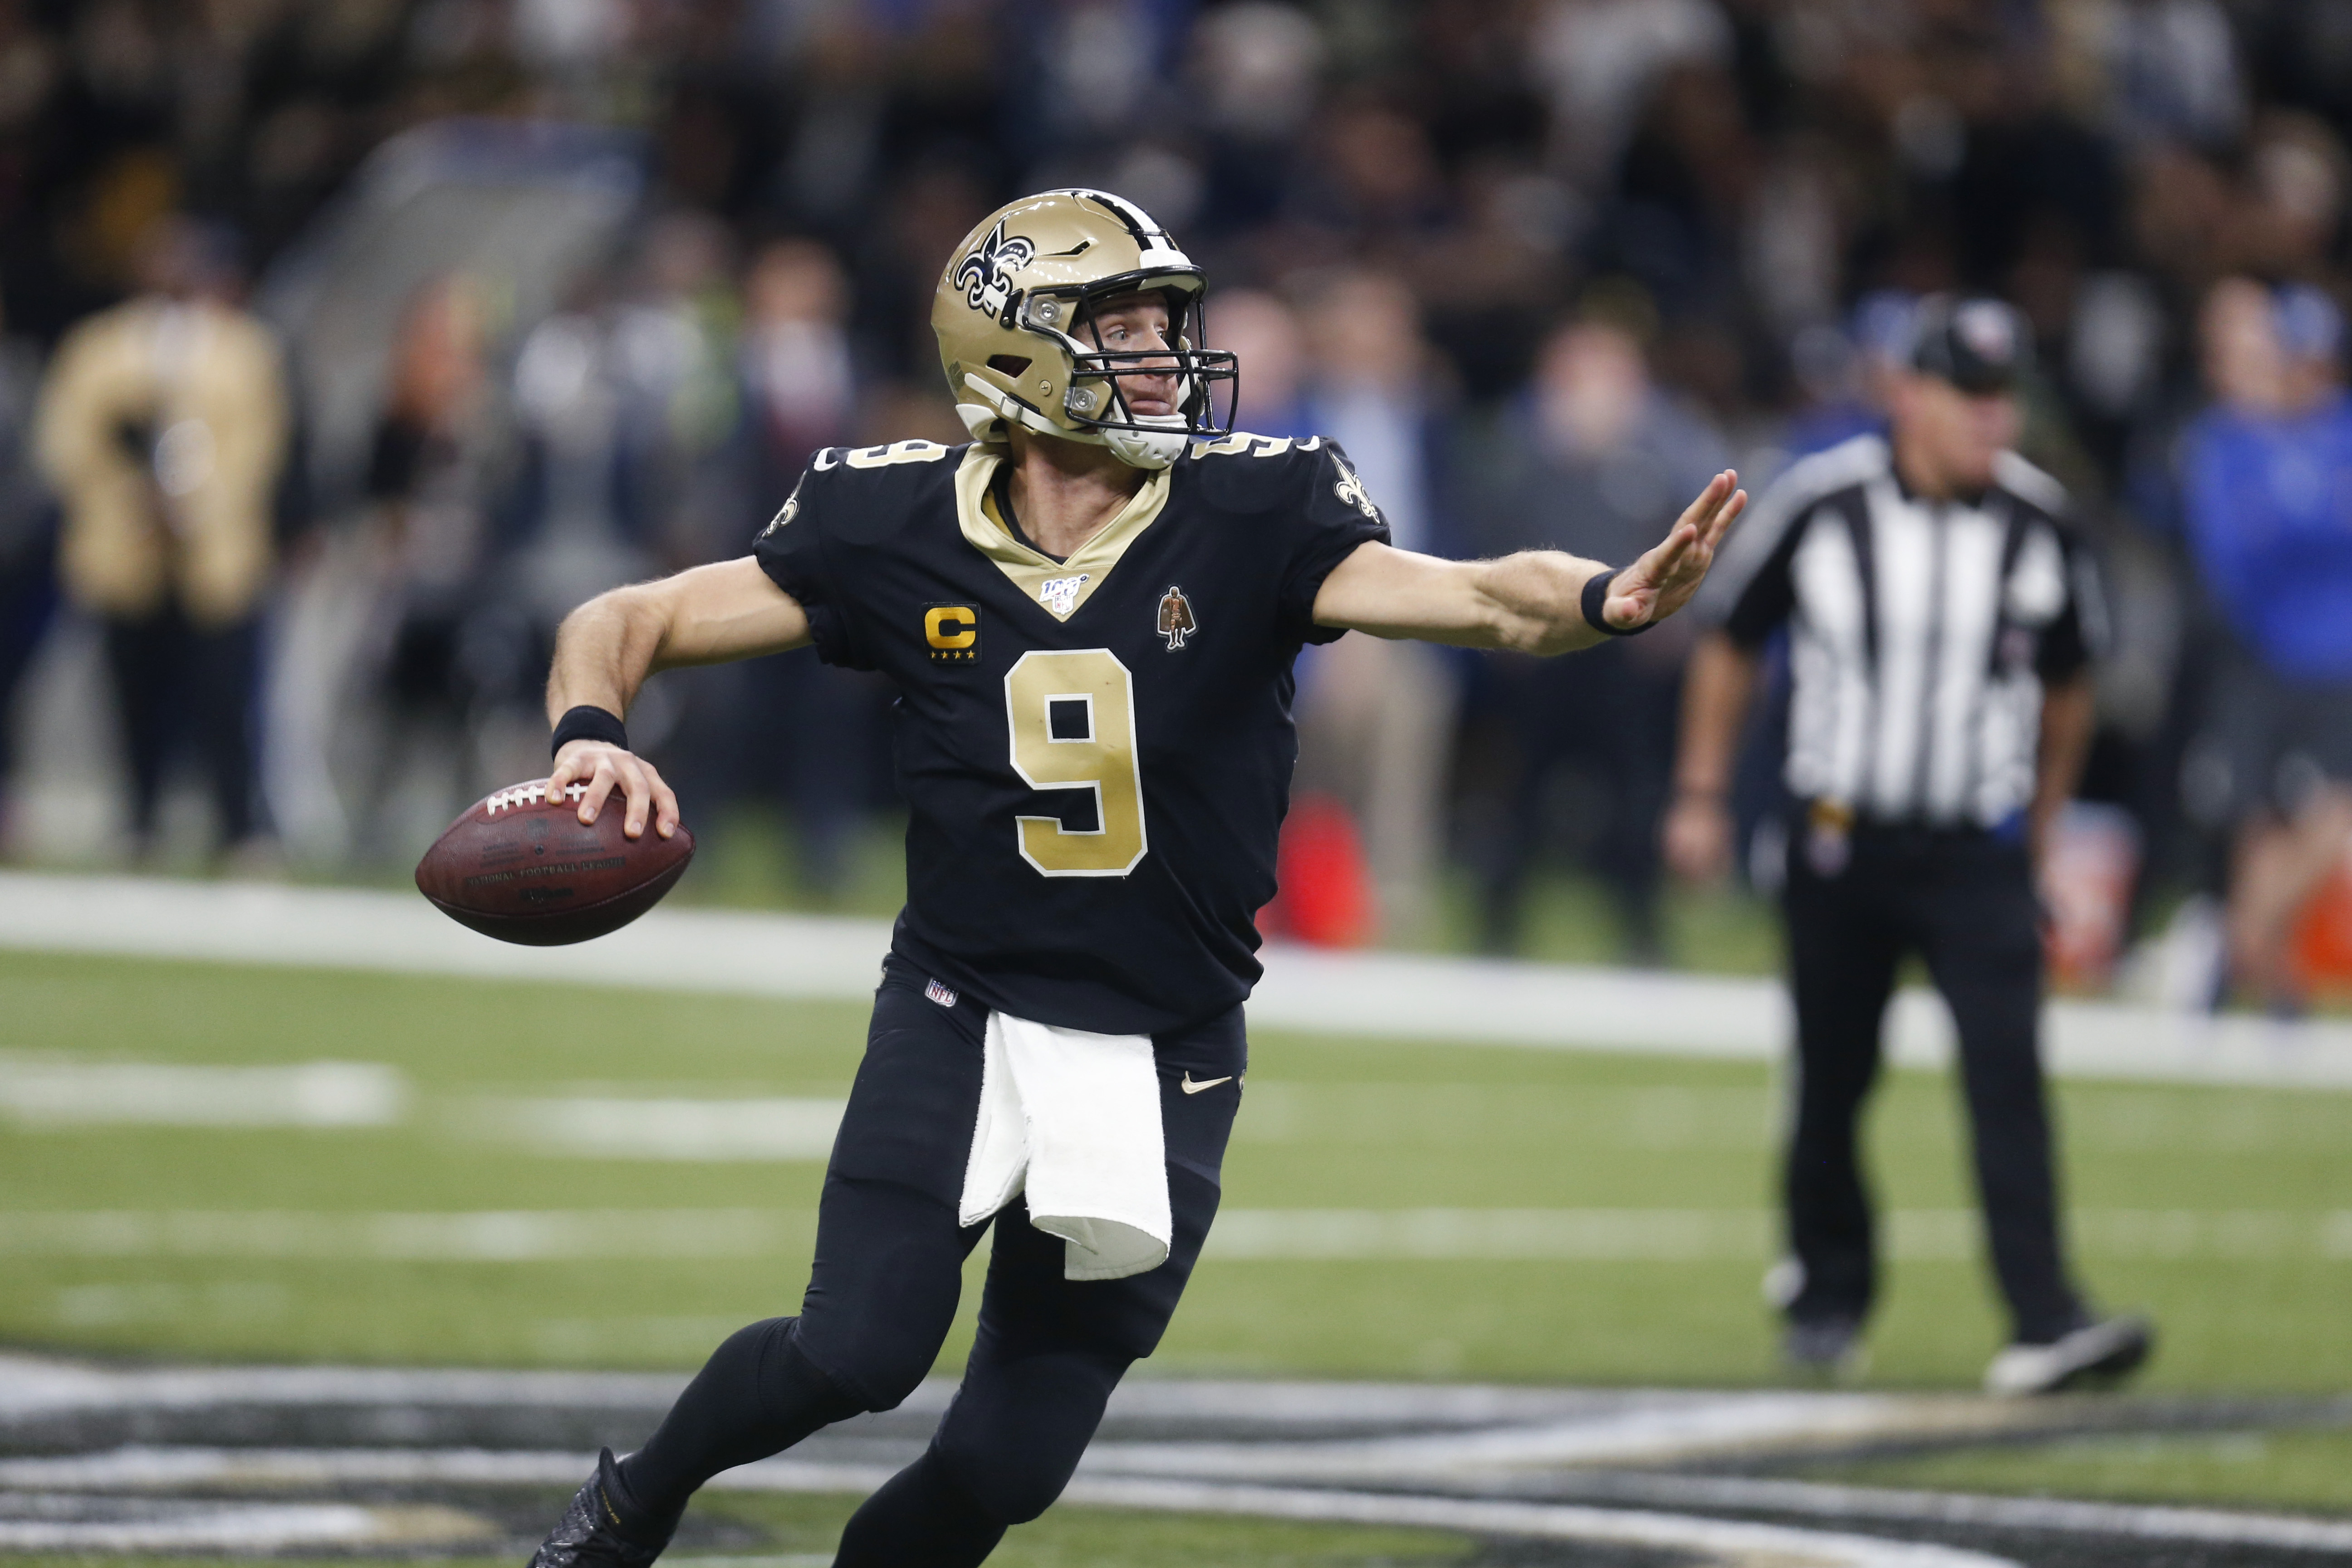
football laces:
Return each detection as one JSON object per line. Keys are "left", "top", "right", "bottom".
{"left": 483, "top": 780, "right": 593, "bottom": 817}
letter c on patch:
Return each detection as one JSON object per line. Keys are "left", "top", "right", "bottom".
{"left": 924, "top": 604, "right": 981, "bottom": 662}
{"left": 926, "top": 607, "right": 977, "bottom": 648}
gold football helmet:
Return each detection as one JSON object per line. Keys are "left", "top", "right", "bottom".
{"left": 933, "top": 188, "right": 1238, "bottom": 469}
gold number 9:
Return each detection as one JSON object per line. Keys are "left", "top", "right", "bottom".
{"left": 1004, "top": 649, "right": 1149, "bottom": 877}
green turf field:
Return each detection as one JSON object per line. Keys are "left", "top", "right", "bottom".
{"left": 4, "top": 948, "right": 2346, "bottom": 1397}
{"left": 6, "top": 942, "right": 2352, "bottom": 1558}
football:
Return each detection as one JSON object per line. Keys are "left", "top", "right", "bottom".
{"left": 415, "top": 779, "right": 694, "bottom": 946}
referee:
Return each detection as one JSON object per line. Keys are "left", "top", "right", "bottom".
{"left": 1664, "top": 297, "right": 2153, "bottom": 1394}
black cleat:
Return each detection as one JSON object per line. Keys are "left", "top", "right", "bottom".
{"left": 1781, "top": 1315, "right": 1867, "bottom": 1381}
{"left": 529, "top": 1448, "right": 672, "bottom": 1568}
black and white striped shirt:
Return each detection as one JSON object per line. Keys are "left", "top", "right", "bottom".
{"left": 1699, "top": 434, "right": 2105, "bottom": 828}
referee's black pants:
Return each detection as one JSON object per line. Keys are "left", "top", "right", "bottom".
{"left": 1780, "top": 821, "right": 2084, "bottom": 1344}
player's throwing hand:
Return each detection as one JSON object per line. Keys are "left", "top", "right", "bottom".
{"left": 549, "top": 740, "right": 679, "bottom": 842}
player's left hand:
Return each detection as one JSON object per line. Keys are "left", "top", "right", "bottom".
{"left": 1601, "top": 470, "right": 1746, "bottom": 632}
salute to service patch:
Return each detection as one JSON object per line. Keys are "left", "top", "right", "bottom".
{"left": 924, "top": 603, "right": 980, "bottom": 662}
{"left": 1156, "top": 586, "right": 1196, "bottom": 650}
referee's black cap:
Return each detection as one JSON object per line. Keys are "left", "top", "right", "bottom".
{"left": 1909, "top": 295, "right": 2031, "bottom": 393}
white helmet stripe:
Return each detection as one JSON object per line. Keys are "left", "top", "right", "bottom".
{"left": 1064, "top": 187, "right": 1192, "bottom": 270}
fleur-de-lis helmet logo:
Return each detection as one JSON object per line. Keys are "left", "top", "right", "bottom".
{"left": 954, "top": 218, "right": 1036, "bottom": 318}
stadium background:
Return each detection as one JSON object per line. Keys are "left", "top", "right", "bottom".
{"left": 0, "top": 1, "right": 2349, "bottom": 1564}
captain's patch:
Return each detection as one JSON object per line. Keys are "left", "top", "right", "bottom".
{"left": 924, "top": 603, "right": 981, "bottom": 662}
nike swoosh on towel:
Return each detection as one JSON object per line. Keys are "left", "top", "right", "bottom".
{"left": 1180, "top": 1074, "right": 1233, "bottom": 1095}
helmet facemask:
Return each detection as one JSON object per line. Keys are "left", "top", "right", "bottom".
{"left": 1015, "top": 282, "right": 1238, "bottom": 469}
{"left": 1054, "top": 285, "right": 1242, "bottom": 463}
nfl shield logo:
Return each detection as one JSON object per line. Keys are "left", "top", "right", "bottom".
{"left": 925, "top": 977, "right": 960, "bottom": 1008}
{"left": 1040, "top": 573, "right": 1089, "bottom": 618}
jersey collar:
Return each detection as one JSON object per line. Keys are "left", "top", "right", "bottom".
{"left": 955, "top": 446, "right": 1171, "bottom": 622}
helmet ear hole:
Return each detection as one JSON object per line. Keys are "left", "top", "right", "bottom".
{"left": 986, "top": 354, "right": 1033, "bottom": 377}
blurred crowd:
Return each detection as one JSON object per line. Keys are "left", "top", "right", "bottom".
{"left": 3, "top": 0, "right": 2352, "bottom": 1007}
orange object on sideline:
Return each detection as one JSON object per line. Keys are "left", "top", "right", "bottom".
{"left": 2290, "top": 843, "right": 2352, "bottom": 996}
{"left": 2040, "top": 802, "right": 2139, "bottom": 992}
{"left": 1263, "top": 793, "right": 1377, "bottom": 948}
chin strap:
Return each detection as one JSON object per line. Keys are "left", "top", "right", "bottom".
{"left": 958, "top": 373, "right": 1186, "bottom": 470}
{"left": 1101, "top": 422, "right": 1186, "bottom": 470}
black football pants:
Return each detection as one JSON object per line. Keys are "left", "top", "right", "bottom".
{"left": 615, "top": 958, "right": 1245, "bottom": 1566}
{"left": 1780, "top": 823, "right": 2085, "bottom": 1345}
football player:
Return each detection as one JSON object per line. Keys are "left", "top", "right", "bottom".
{"left": 526, "top": 188, "right": 1744, "bottom": 1568}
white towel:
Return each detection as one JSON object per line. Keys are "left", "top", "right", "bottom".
{"left": 957, "top": 1009, "right": 1171, "bottom": 1281}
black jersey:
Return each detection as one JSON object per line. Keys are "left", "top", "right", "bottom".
{"left": 752, "top": 433, "right": 1389, "bottom": 1035}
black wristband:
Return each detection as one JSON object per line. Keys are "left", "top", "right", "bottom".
{"left": 1581, "top": 568, "right": 1652, "bottom": 636}
{"left": 550, "top": 705, "right": 628, "bottom": 758}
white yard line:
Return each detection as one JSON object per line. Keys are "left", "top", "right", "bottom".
{"left": 1208, "top": 1206, "right": 2352, "bottom": 1262}
{"left": 0, "top": 1056, "right": 407, "bottom": 1128}
{"left": 0, "top": 1501, "right": 387, "bottom": 1553}
{"left": 468, "top": 1096, "right": 848, "bottom": 1161}
{"left": 0, "top": 1353, "right": 697, "bottom": 1420}
{"left": 0, "top": 872, "right": 893, "bottom": 1001}
{"left": 6, "top": 872, "right": 2352, "bottom": 1088}
{"left": 1, "top": 1207, "right": 2343, "bottom": 1263}
{"left": 0, "top": 1446, "right": 614, "bottom": 1489}
{"left": 0, "top": 1498, "right": 495, "bottom": 1553}
{"left": 0, "top": 1208, "right": 811, "bottom": 1261}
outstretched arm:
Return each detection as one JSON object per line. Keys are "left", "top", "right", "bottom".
{"left": 544, "top": 557, "right": 811, "bottom": 839}
{"left": 1311, "top": 471, "right": 1745, "bottom": 652}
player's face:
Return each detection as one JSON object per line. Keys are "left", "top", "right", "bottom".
{"left": 1085, "top": 292, "right": 1181, "bottom": 418}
